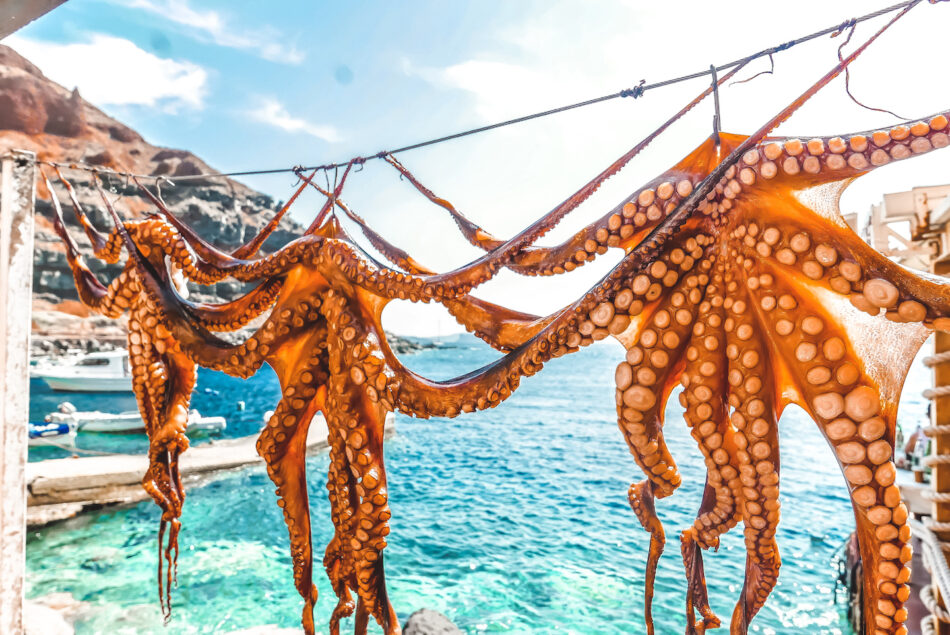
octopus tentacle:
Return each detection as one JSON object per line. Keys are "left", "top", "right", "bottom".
{"left": 135, "top": 178, "right": 264, "bottom": 271}
{"left": 336, "top": 201, "right": 551, "bottom": 351}
{"left": 322, "top": 290, "right": 400, "bottom": 634}
{"left": 129, "top": 181, "right": 333, "bottom": 286}
{"left": 616, "top": 263, "right": 712, "bottom": 633}
{"left": 746, "top": 261, "right": 912, "bottom": 635}
{"left": 257, "top": 360, "right": 326, "bottom": 635}
{"left": 384, "top": 63, "right": 751, "bottom": 275}
{"left": 50, "top": 167, "right": 111, "bottom": 256}
{"left": 183, "top": 277, "right": 284, "bottom": 332}
{"left": 324, "top": 415, "right": 360, "bottom": 635}
{"left": 626, "top": 480, "right": 663, "bottom": 635}
{"left": 233, "top": 167, "right": 321, "bottom": 258}
{"left": 89, "top": 174, "right": 131, "bottom": 263}
{"left": 677, "top": 260, "right": 737, "bottom": 633}
{"left": 109, "top": 222, "right": 199, "bottom": 620}
{"left": 741, "top": 111, "right": 950, "bottom": 188}
{"left": 680, "top": 481, "right": 725, "bottom": 634}
{"left": 384, "top": 154, "right": 503, "bottom": 252}
{"left": 129, "top": 261, "right": 321, "bottom": 378}
{"left": 382, "top": 228, "right": 709, "bottom": 418}
{"left": 738, "top": 203, "right": 950, "bottom": 323}
{"left": 126, "top": 302, "right": 196, "bottom": 619}
{"left": 722, "top": 278, "right": 782, "bottom": 633}
{"left": 44, "top": 173, "right": 134, "bottom": 315}
{"left": 305, "top": 162, "right": 355, "bottom": 235}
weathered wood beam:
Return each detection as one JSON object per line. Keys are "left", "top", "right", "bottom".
{"left": 1, "top": 0, "right": 69, "bottom": 40}
{"left": 0, "top": 150, "right": 36, "bottom": 635}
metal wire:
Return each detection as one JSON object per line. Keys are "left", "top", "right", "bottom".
{"left": 37, "top": 0, "right": 931, "bottom": 184}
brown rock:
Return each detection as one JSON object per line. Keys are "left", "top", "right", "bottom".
{"left": 0, "top": 44, "right": 305, "bottom": 311}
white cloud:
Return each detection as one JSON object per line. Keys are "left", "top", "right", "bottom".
{"left": 4, "top": 33, "right": 207, "bottom": 111}
{"left": 247, "top": 98, "right": 341, "bottom": 143}
{"left": 123, "top": 0, "right": 304, "bottom": 65}
{"left": 408, "top": 59, "right": 567, "bottom": 122}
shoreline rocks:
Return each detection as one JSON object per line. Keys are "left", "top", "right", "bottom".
{"left": 403, "top": 609, "right": 463, "bottom": 635}
{"left": 30, "top": 309, "right": 433, "bottom": 360}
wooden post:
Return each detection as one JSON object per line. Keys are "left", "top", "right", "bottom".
{"left": 0, "top": 150, "right": 35, "bottom": 634}
{"left": 933, "top": 258, "right": 950, "bottom": 635}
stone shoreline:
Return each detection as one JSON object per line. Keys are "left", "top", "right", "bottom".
{"left": 30, "top": 309, "right": 433, "bottom": 359}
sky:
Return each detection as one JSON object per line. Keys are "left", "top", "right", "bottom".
{"left": 4, "top": 0, "right": 950, "bottom": 335}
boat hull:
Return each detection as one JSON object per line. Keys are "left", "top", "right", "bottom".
{"left": 28, "top": 422, "right": 76, "bottom": 447}
{"left": 41, "top": 375, "right": 134, "bottom": 392}
{"left": 78, "top": 416, "right": 146, "bottom": 433}
{"left": 76, "top": 414, "right": 226, "bottom": 434}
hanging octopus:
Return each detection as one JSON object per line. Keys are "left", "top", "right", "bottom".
{"left": 47, "top": 10, "right": 950, "bottom": 635}
{"left": 48, "top": 156, "right": 582, "bottom": 633}
{"left": 342, "top": 119, "right": 950, "bottom": 635}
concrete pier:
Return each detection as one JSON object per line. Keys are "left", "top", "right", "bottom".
{"left": 26, "top": 412, "right": 395, "bottom": 526}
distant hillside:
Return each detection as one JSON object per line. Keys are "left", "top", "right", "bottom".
{"left": 0, "top": 44, "right": 304, "bottom": 310}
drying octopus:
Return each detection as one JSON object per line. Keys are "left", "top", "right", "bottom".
{"left": 48, "top": 18, "right": 950, "bottom": 635}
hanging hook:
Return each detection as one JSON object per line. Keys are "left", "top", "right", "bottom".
{"left": 710, "top": 64, "right": 721, "bottom": 146}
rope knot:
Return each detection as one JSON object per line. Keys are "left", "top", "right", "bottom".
{"left": 621, "top": 79, "right": 646, "bottom": 99}
{"left": 831, "top": 18, "right": 857, "bottom": 38}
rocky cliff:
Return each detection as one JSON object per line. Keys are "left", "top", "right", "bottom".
{"left": 0, "top": 44, "right": 303, "bottom": 310}
{"left": 0, "top": 45, "right": 431, "bottom": 357}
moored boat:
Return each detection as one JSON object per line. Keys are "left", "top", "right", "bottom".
{"left": 46, "top": 402, "right": 227, "bottom": 435}
{"left": 33, "top": 349, "right": 133, "bottom": 392}
{"left": 28, "top": 421, "right": 77, "bottom": 447}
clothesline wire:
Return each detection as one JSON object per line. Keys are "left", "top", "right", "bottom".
{"left": 38, "top": 0, "right": 933, "bottom": 185}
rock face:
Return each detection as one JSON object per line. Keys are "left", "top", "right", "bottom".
{"left": 0, "top": 44, "right": 304, "bottom": 307}
{"left": 402, "top": 609, "right": 463, "bottom": 635}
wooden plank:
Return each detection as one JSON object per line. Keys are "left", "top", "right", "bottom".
{"left": 932, "top": 260, "right": 950, "bottom": 635}
{"left": 0, "top": 150, "right": 35, "bottom": 635}
{"left": 0, "top": 0, "right": 68, "bottom": 39}
{"left": 25, "top": 413, "right": 394, "bottom": 520}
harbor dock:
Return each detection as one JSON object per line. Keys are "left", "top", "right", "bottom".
{"left": 25, "top": 412, "right": 395, "bottom": 527}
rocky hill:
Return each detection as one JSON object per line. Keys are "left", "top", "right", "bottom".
{"left": 0, "top": 44, "right": 303, "bottom": 311}
{"left": 0, "top": 45, "right": 431, "bottom": 358}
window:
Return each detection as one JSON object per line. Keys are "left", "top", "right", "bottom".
{"left": 76, "top": 358, "right": 109, "bottom": 366}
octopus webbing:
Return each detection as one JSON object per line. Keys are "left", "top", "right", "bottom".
{"left": 47, "top": 14, "right": 950, "bottom": 635}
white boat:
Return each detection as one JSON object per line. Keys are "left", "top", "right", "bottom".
{"left": 33, "top": 349, "right": 133, "bottom": 392}
{"left": 46, "top": 402, "right": 227, "bottom": 435}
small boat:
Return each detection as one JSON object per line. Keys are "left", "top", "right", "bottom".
{"left": 46, "top": 402, "right": 227, "bottom": 435}
{"left": 33, "top": 349, "right": 133, "bottom": 393}
{"left": 28, "top": 420, "right": 77, "bottom": 447}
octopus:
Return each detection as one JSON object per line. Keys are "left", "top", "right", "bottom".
{"left": 46, "top": 15, "right": 950, "bottom": 635}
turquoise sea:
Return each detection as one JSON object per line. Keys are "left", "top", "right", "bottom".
{"left": 25, "top": 335, "right": 933, "bottom": 634}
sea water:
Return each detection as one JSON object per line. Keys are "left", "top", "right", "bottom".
{"left": 26, "top": 336, "right": 933, "bottom": 633}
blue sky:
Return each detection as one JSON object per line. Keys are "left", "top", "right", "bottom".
{"left": 5, "top": 0, "right": 950, "bottom": 335}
